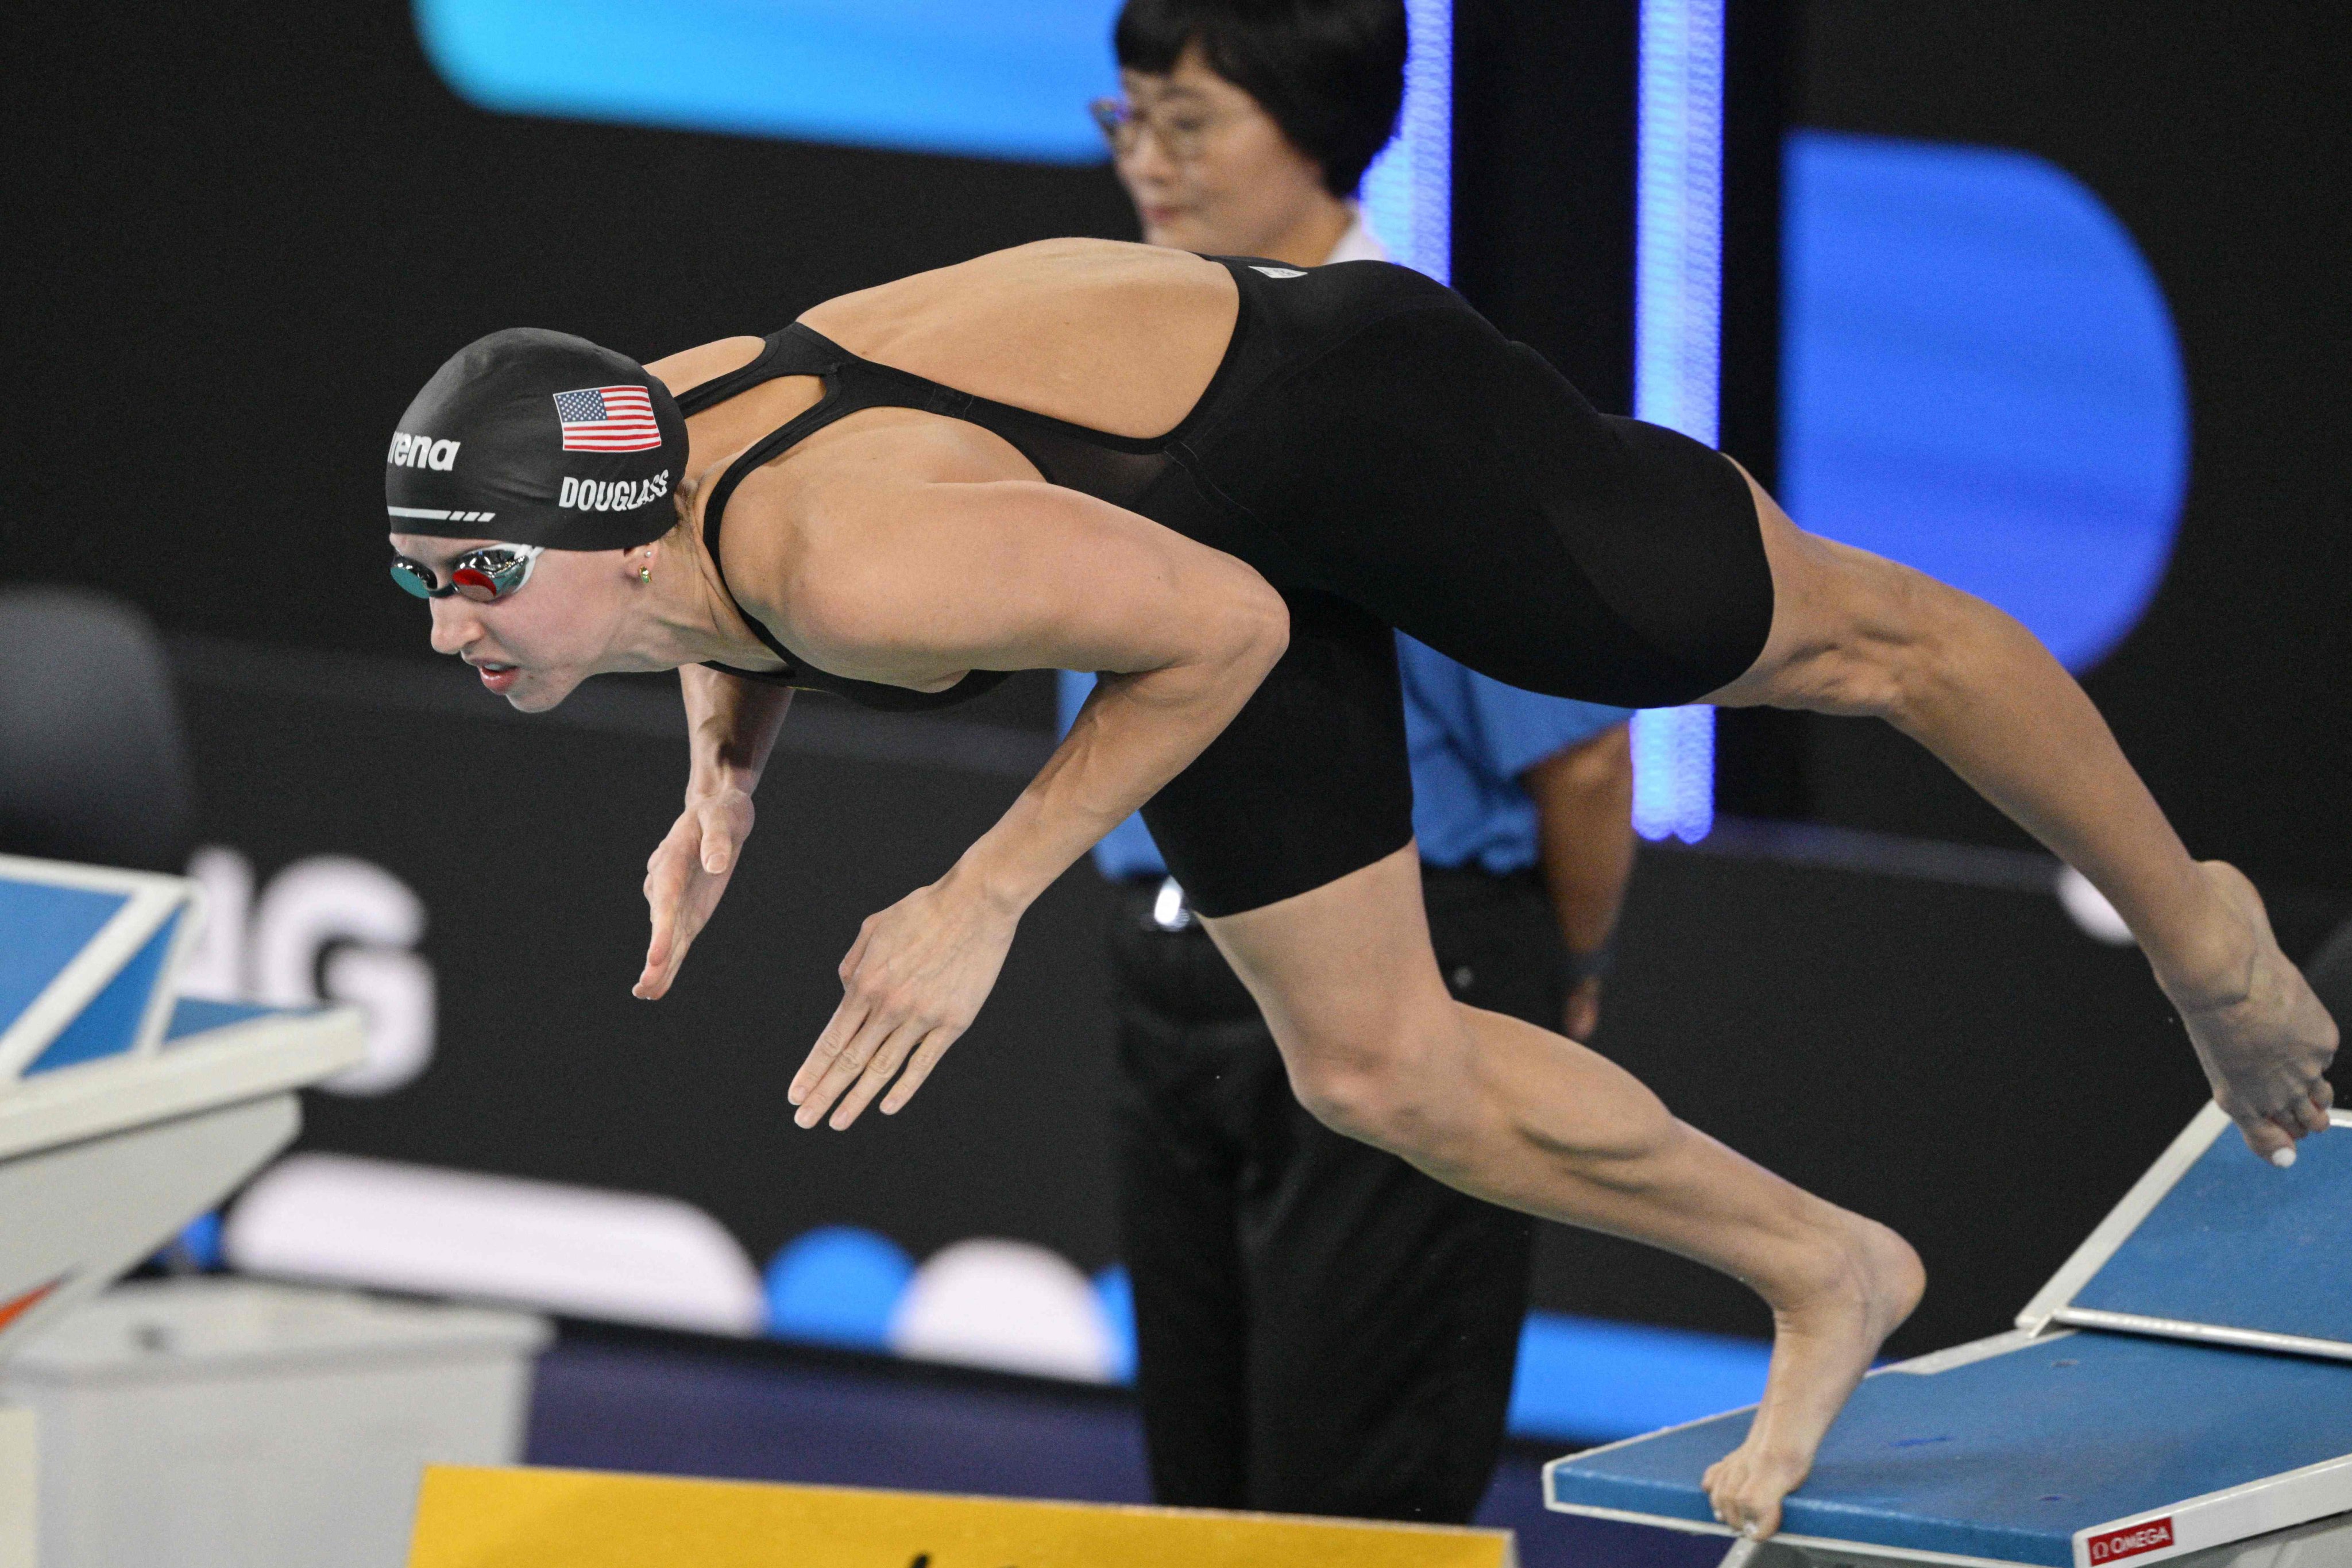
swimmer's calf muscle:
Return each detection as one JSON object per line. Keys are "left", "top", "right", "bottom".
{"left": 1705, "top": 472, "right": 2338, "bottom": 1159}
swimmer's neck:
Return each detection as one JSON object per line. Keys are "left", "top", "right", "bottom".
{"left": 596, "top": 505, "right": 786, "bottom": 678}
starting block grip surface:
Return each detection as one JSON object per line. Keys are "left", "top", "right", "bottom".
{"left": 0, "top": 884, "right": 127, "bottom": 1022}
{"left": 408, "top": 1466, "right": 1519, "bottom": 1568}
{"left": 2064, "top": 1125, "right": 2352, "bottom": 1348}
{"left": 1546, "top": 1330, "right": 2352, "bottom": 1567}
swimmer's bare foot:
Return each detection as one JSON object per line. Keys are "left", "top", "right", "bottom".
{"left": 1702, "top": 1214, "right": 1924, "bottom": 1539}
{"left": 2171, "top": 862, "right": 2337, "bottom": 1163}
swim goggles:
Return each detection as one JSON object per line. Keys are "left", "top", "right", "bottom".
{"left": 389, "top": 543, "right": 543, "bottom": 603}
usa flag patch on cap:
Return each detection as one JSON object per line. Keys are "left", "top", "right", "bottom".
{"left": 553, "top": 385, "right": 662, "bottom": 452}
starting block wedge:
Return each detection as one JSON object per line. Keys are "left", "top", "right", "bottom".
{"left": 1, "top": 854, "right": 365, "bottom": 1356}
{"left": 0, "top": 854, "right": 199, "bottom": 1082}
{"left": 1545, "top": 1104, "right": 2352, "bottom": 1568}
{"left": 2, "top": 854, "right": 365, "bottom": 1566}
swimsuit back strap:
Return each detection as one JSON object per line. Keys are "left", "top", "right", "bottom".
{"left": 682, "top": 326, "right": 1011, "bottom": 709}
{"left": 692, "top": 327, "right": 857, "bottom": 672}
{"left": 673, "top": 324, "right": 840, "bottom": 416}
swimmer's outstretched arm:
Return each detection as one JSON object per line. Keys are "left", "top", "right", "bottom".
{"left": 705, "top": 477, "right": 1288, "bottom": 1128}
{"left": 1710, "top": 472, "right": 2338, "bottom": 1160}
{"left": 634, "top": 665, "right": 793, "bottom": 1001}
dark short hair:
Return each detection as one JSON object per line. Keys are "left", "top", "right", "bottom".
{"left": 1114, "top": 0, "right": 1407, "bottom": 198}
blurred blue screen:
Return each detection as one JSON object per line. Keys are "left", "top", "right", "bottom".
{"left": 416, "top": 0, "right": 1122, "bottom": 162}
{"left": 1782, "top": 130, "right": 2188, "bottom": 671}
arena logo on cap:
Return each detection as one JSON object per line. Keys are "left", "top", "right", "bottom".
{"left": 559, "top": 470, "right": 671, "bottom": 513}
{"left": 388, "top": 432, "right": 461, "bottom": 471}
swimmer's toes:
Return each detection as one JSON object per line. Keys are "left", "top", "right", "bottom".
{"left": 1704, "top": 1445, "right": 1801, "bottom": 1539}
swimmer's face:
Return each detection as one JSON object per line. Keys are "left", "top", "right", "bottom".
{"left": 1114, "top": 44, "right": 1333, "bottom": 257}
{"left": 389, "top": 533, "right": 631, "bottom": 712}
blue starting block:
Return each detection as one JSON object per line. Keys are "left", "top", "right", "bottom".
{"left": 1547, "top": 1103, "right": 2352, "bottom": 1568}
{"left": 0, "top": 854, "right": 364, "bottom": 1355}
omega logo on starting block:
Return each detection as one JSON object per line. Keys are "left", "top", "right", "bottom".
{"left": 2087, "top": 1517, "right": 2175, "bottom": 1563}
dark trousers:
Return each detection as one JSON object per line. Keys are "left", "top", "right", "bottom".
{"left": 1107, "top": 865, "right": 1565, "bottom": 1523}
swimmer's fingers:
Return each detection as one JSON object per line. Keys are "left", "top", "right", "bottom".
{"left": 796, "top": 1006, "right": 891, "bottom": 1129}
{"left": 788, "top": 923, "right": 891, "bottom": 1122}
{"left": 635, "top": 813, "right": 708, "bottom": 1000}
{"left": 791, "top": 993, "right": 872, "bottom": 1123}
{"left": 795, "top": 878, "right": 1017, "bottom": 1129}
{"left": 635, "top": 793, "right": 756, "bottom": 1002}
{"left": 880, "top": 1025, "right": 963, "bottom": 1116}
{"left": 697, "top": 798, "right": 748, "bottom": 876}
{"left": 826, "top": 1018, "right": 936, "bottom": 1130}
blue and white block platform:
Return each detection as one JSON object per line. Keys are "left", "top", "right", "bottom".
{"left": 0, "top": 853, "right": 364, "bottom": 1357}
{"left": 1547, "top": 1103, "right": 2352, "bottom": 1568}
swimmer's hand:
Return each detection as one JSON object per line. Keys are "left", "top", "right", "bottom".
{"left": 789, "top": 865, "right": 1019, "bottom": 1130}
{"left": 2170, "top": 862, "right": 2338, "bottom": 1163}
{"left": 635, "top": 785, "right": 757, "bottom": 1001}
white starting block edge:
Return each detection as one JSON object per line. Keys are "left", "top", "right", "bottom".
{"left": 0, "top": 1005, "right": 365, "bottom": 1164}
{"left": 0, "top": 855, "right": 202, "bottom": 1083}
{"left": 1533, "top": 1509, "right": 2352, "bottom": 1568}
{"left": 1544, "top": 1100, "right": 2352, "bottom": 1568}
{"left": 2018, "top": 1103, "right": 2352, "bottom": 1362}
{"left": 1542, "top": 1354, "right": 2352, "bottom": 1568}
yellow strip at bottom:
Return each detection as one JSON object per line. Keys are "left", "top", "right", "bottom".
{"left": 409, "top": 1465, "right": 1519, "bottom": 1568}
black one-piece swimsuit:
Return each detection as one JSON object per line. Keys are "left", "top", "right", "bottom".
{"left": 678, "top": 257, "right": 1772, "bottom": 917}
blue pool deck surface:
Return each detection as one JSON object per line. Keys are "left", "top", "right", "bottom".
{"left": 2067, "top": 1125, "right": 2352, "bottom": 1349}
{"left": 1547, "top": 1330, "right": 2352, "bottom": 1567}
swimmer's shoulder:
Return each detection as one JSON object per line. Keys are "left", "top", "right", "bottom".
{"left": 802, "top": 240, "right": 1226, "bottom": 334}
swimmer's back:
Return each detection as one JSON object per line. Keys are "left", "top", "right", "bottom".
{"left": 803, "top": 240, "right": 1240, "bottom": 439}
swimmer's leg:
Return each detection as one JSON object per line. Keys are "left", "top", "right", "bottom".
{"left": 1706, "top": 468, "right": 2337, "bottom": 1160}
{"left": 1199, "top": 844, "right": 1925, "bottom": 1540}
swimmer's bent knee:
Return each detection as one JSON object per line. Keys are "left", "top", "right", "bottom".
{"left": 1282, "top": 1032, "right": 1475, "bottom": 1163}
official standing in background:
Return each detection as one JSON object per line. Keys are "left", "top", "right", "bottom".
{"left": 1060, "top": 0, "right": 1641, "bottom": 1521}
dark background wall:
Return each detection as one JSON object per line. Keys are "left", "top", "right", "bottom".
{"left": 0, "top": 0, "right": 1132, "bottom": 694}
{"left": 1789, "top": 2, "right": 2352, "bottom": 892}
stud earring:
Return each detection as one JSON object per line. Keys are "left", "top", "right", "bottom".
{"left": 639, "top": 551, "right": 653, "bottom": 584}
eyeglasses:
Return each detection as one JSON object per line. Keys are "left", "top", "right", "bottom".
{"left": 389, "top": 543, "right": 544, "bottom": 603}
{"left": 1090, "top": 96, "right": 1232, "bottom": 163}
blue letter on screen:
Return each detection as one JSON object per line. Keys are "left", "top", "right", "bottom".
{"left": 416, "top": 0, "right": 1123, "bottom": 163}
{"left": 1782, "top": 131, "right": 2188, "bottom": 672}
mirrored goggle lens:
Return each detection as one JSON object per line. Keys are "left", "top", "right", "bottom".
{"left": 389, "top": 557, "right": 441, "bottom": 598}
{"left": 388, "top": 547, "right": 538, "bottom": 602}
{"left": 451, "top": 547, "right": 537, "bottom": 601}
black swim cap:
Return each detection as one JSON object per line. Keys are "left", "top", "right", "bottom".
{"left": 385, "top": 329, "right": 688, "bottom": 550}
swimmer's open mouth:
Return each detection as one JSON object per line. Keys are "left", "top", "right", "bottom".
{"left": 470, "top": 661, "right": 520, "bottom": 692}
